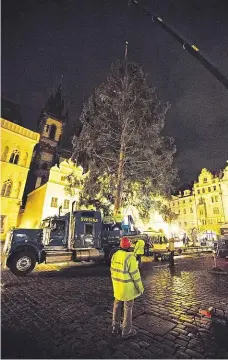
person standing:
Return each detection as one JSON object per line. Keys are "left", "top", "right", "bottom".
{"left": 169, "top": 238, "right": 175, "bottom": 266}
{"left": 111, "top": 237, "right": 144, "bottom": 338}
{"left": 133, "top": 238, "right": 145, "bottom": 267}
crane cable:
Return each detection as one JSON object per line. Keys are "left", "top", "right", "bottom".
{"left": 129, "top": 0, "right": 228, "bottom": 90}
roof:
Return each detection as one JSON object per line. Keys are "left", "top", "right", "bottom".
{"left": 1, "top": 97, "right": 23, "bottom": 125}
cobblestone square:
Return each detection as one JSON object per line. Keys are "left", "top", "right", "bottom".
{"left": 1, "top": 254, "right": 228, "bottom": 359}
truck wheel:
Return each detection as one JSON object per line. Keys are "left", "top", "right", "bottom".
{"left": 9, "top": 251, "right": 36, "bottom": 277}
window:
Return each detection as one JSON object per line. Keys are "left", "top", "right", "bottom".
{"left": 215, "top": 196, "right": 218, "bottom": 202}
{"left": 63, "top": 199, "right": 70, "bottom": 209}
{"left": 190, "top": 208, "right": 193, "bottom": 213}
{"left": 0, "top": 215, "right": 6, "bottom": 233}
{"left": 1, "top": 146, "right": 9, "bottom": 161}
{"left": 9, "top": 150, "right": 20, "bottom": 165}
{"left": 61, "top": 176, "right": 66, "bottom": 181}
{"left": 213, "top": 207, "right": 219, "bottom": 215}
{"left": 184, "top": 222, "right": 187, "bottom": 227}
{"left": 211, "top": 197, "right": 214, "bottom": 203}
{"left": 197, "top": 190, "right": 200, "bottom": 194}
{"left": 202, "top": 188, "right": 205, "bottom": 193}
{"left": 213, "top": 186, "right": 216, "bottom": 191}
{"left": 22, "top": 152, "right": 28, "bottom": 167}
{"left": 183, "top": 200, "right": 185, "bottom": 204}
{"left": 16, "top": 182, "right": 21, "bottom": 198}
{"left": 1, "top": 180, "right": 12, "bottom": 197}
{"left": 183, "top": 209, "right": 186, "bottom": 214}
{"left": 179, "top": 222, "right": 181, "bottom": 227}
{"left": 208, "top": 187, "right": 211, "bottom": 192}
{"left": 85, "top": 224, "right": 93, "bottom": 235}
{"left": 51, "top": 197, "right": 58, "bottom": 208}
{"left": 49, "top": 125, "right": 57, "bottom": 140}
{"left": 203, "top": 178, "right": 207, "bottom": 183}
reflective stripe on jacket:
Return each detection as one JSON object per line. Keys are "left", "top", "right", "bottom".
{"left": 134, "top": 239, "right": 145, "bottom": 255}
{"left": 111, "top": 250, "right": 144, "bottom": 301}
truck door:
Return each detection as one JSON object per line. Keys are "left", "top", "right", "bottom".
{"left": 44, "top": 218, "right": 69, "bottom": 249}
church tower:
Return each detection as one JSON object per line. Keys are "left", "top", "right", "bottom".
{"left": 32, "top": 84, "right": 68, "bottom": 189}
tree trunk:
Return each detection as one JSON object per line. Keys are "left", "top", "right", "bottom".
{"left": 114, "top": 147, "right": 125, "bottom": 215}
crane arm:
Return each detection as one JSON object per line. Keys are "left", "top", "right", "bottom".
{"left": 130, "top": 0, "right": 228, "bottom": 90}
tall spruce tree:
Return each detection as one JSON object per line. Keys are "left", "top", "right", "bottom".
{"left": 72, "top": 60, "right": 178, "bottom": 215}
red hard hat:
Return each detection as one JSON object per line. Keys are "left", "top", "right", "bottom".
{"left": 120, "top": 237, "right": 131, "bottom": 249}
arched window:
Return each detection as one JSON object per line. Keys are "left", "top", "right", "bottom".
{"left": 16, "top": 182, "right": 21, "bottom": 198}
{"left": 22, "top": 152, "right": 28, "bottom": 167}
{"left": 49, "top": 125, "right": 57, "bottom": 140}
{"left": 1, "top": 146, "right": 9, "bottom": 162}
{"left": 9, "top": 150, "right": 20, "bottom": 165}
{"left": 1, "top": 180, "right": 13, "bottom": 197}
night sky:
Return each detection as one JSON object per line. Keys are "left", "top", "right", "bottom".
{"left": 2, "top": 0, "right": 228, "bottom": 185}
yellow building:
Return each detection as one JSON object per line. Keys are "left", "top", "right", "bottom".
{"left": 169, "top": 162, "right": 228, "bottom": 240}
{"left": 0, "top": 98, "right": 40, "bottom": 240}
{"left": 19, "top": 159, "right": 84, "bottom": 228}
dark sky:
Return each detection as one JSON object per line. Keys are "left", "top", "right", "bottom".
{"left": 2, "top": 0, "right": 228, "bottom": 185}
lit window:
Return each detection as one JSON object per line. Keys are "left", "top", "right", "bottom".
{"left": 51, "top": 197, "right": 58, "bottom": 208}
{"left": 9, "top": 150, "right": 20, "bottom": 165}
{"left": 63, "top": 199, "right": 70, "bottom": 209}
{"left": 1, "top": 180, "right": 13, "bottom": 197}
{"left": 0, "top": 215, "right": 6, "bottom": 233}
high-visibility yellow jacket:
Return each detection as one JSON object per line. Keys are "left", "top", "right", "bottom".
{"left": 134, "top": 239, "right": 145, "bottom": 255}
{"left": 111, "top": 250, "right": 144, "bottom": 301}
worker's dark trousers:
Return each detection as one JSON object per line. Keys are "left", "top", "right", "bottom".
{"left": 112, "top": 299, "right": 134, "bottom": 336}
{"left": 136, "top": 255, "right": 142, "bottom": 267}
{"left": 170, "top": 251, "right": 174, "bottom": 266}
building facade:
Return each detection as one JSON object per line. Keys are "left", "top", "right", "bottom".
{"left": 19, "top": 160, "right": 84, "bottom": 229}
{"left": 169, "top": 163, "right": 228, "bottom": 240}
{"left": 0, "top": 102, "right": 40, "bottom": 240}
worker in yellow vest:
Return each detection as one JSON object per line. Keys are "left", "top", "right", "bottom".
{"left": 168, "top": 238, "right": 175, "bottom": 266}
{"left": 133, "top": 239, "right": 145, "bottom": 267}
{"left": 110, "top": 237, "right": 144, "bottom": 338}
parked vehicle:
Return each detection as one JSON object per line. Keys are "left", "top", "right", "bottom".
{"left": 4, "top": 210, "right": 121, "bottom": 276}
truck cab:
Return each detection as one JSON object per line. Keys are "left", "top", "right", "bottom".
{"left": 4, "top": 210, "right": 120, "bottom": 276}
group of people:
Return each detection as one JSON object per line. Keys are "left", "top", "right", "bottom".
{"left": 110, "top": 236, "right": 175, "bottom": 339}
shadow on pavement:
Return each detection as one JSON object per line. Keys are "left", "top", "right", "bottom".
{"left": 33, "top": 262, "right": 110, "bottom": 279}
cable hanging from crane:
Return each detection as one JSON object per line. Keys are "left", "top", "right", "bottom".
{"left": 129, "top": 0, "right": 228, "bottom": 90}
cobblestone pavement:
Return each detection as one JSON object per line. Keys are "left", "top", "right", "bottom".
{"left": 1, "top": 254, "right": 228, "bottom": 359}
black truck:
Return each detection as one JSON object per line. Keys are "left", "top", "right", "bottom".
{"left": 3, "top": 210, "right": 121, "bottom": 276}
